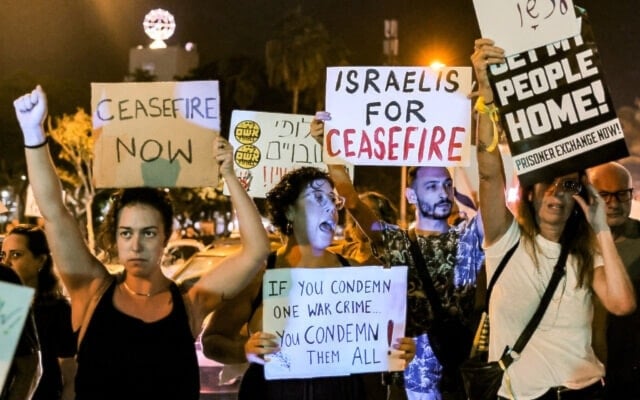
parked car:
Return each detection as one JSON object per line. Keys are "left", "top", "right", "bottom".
{"left": 161, "top": 238, "right": 207, "bottom": 278}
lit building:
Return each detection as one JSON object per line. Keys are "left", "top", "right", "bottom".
{"left": 128, "top": 9, "right": 199, "bottom": 81}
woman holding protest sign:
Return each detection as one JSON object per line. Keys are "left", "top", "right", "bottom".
{"left": 13, "top": 85, "right": 270, "bottom": 400}
{"left": 471, "top": 39, "right": 635, "bottom": 399}
{"left": 201, "top": 166, "right": 415, "bottom": 400}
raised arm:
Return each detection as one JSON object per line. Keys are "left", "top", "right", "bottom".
{"left": 470, "top": 40, "right": 512, "bottom": 246}
{"left": 191, "top": 136, "right": 270, "bottom": 313}
{"left": 13, "top": 87, "right": 106, "bottom": 296}
{"left": 574, "top": 185, "right": 636, "bottom": 315}
{"left": 201, "top": 275, "right": 263, "bottom": 364}
{"left": 309, "top": 114, "right": 385, "bottom": 248}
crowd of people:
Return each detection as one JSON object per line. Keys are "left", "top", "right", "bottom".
{"left": 2, "top": 31, "right": 639, "bottom": 400}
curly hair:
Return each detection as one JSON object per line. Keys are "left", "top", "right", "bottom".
{"left": 8, "top": 224, "right": 62, "bottom": 301}
{"left": 516, "top": 171, "right": 596, "bottom": 288}
{"left": 98, "top": 188, "right": 174, "bottom": 258}
{"left": 265, "top": 167, "right": 334, "bottom": 234}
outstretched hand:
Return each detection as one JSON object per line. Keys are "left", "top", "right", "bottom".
{"left": 470, "top": 39, "right": 505, "bottom": 100}
{"left": 215, "top": 136, "right": 234, "bottom": 177}
{"left": 13, "top": 85, "right": 48, "bottom": 146}
{"left": 309, "top": 111, "right": 331, "bottom": 146}
{"left": 244, "top": 331, "right": 280, "bottom": 365}
{"left": 573, "top": 184, "right": 610, "bottom": 234}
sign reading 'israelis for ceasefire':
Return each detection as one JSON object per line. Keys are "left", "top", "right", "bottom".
{"left": 323, "top": 66, "right": 473, "bottom": 167}
{"left": 91, "top": 81, "right": 220, "bottom": 188}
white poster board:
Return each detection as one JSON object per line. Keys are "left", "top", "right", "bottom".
{"left": 263, "top": 266, "right": 408, "bottom": 380}
{"left": 228, "top": 110, "right": 354, "bottom": 198}
{"left": 91, "top": 81, "right": 220, "bottom": 188}
{"left": 324, "top": 66, "right": 472, "bottom": 167}
{"left": 0, "top": 281, "right": 35, "bottom": 390}
{"left": 473, "top": 0, "right": 580, "bottom": 56}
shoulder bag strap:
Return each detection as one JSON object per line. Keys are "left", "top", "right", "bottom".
{"left": 407, "top": 229, "right": 446, "bottom": 318}
{"left": 500, "top": 244, "right": 569, "bottom": 367}
{"left": 485, "top": 240, "right": 520, "bottom": 312}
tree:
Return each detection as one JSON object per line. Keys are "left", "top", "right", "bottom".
{"left": 46, "top": 109, "right": 99, "bottom": 252}
{"left": 265, "top": 7, "right": 335, "bottom": 114}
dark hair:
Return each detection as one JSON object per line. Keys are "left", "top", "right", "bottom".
{"left": 407, "top": 166, "right": 451, "bottom": 188}
{"left": 265, "top": 167, "right": 334, "bottom": 234}
{"left": 98, "top": 188, "right": 174, "bottom": 256}
{"left": 344, "top": 191, "right": 398, "bottom": 242}
{"left": 8, "top": 224, "right": 61, "bottom": 300}
{"left": 516, "top": 171, "right": 595, "bottom": 287}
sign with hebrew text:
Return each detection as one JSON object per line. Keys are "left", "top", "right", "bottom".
{"left": 228, "top": 110, "right": 354, "bottom": 198}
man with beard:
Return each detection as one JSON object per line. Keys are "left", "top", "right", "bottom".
{"left": 311, "top": 115, "right": 485, "bottom": 400}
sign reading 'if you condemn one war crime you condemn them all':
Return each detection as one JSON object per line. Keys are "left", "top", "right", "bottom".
{"left": 91, "top": 81, "right": 220, "bottom": 188}
{"left": 323, "top": 66, "right": 473, "bottom": 167}
{"left": 262, "top": 266, "right": 408, "bottom": 380}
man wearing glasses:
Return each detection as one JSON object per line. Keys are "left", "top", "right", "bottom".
{"left": 588, "top": 161, "right": 640, "bottom": 399}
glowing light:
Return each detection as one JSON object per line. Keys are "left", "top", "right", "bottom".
{"left": 143, "top": 9, "right": 176, "bottom": 49}
{"left": 430, "top": 61, "right": 446, "bottom": 70}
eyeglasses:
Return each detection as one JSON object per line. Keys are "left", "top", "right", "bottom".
{"left": 0, "top": 250, "right": 25, "bottom": 263}
{"left": 598, "top": 189, "right": 633, "bottom": 203}
{"left": 304, "top": 190, "right": 345, "bottom": 210}
{"left": 543, "top": 179, "right": 582, "bottom": 195}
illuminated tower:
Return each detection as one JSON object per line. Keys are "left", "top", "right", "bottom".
{"left": 128, "top": 9, "right": 199, "bottom": 81}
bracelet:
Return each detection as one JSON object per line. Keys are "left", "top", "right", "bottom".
{"left": 474, "top": 96, "right": 500, "bottom": 152}
{"left": 24, "top": 137, "right": 48, "bottom": 149}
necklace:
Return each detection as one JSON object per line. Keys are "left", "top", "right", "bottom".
{"left": 121, "top": 281, "right": 168, "bottom": 297}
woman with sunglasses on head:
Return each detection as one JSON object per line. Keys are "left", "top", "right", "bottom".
{"left": 13, "top": 86, "right": 270, "bottom": 400}
{"left": 201, "top": 166, "right": 415, "bottom": 400}
{"left": 471, "top": 40, "right": 635, "bottom": 399}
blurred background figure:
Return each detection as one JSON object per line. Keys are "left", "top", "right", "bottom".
{"left": 330, "top": 190, "right": 399, "bottom": 265}
{"left": 3, "top": 224, "right": 76, "bottom": 400}
{"left": 0, "top": 262, "right": 42, "bottom": 400}
{"left": 588, "top": 162, "right": 640, "bottom": 399}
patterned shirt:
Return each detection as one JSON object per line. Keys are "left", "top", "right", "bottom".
{"left": 375, "top": 216, "right": 484, "bottom": 394}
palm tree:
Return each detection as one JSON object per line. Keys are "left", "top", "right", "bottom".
{"left": 265, "top": 7, "right": 334, "bottom": 114}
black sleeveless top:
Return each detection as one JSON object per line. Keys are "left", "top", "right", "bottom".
{"left": 75, "top": 280, "right": 199, "bottom": 400}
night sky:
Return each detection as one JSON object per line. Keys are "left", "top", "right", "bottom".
{"left": 0, "top": 0, "right": 638, "bottom": 171}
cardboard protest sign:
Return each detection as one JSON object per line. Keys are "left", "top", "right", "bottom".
{"left": 91, "top": 81, "right": 220, "bottom": 188}
{"left": 0, "top": 281, "right": 35, "bottom": 390}
{"left": 473, "top": 0, "right": 580, "bottom": 56}
{"left": 263, "top": 266, "right": 408, "bottom": 380}
{"left": 323, "top": 66, "right": 473, "bottom": 167}
{"left": 489, "top": 17, "right": 628, "bottom": 187}
{"left": 228, "top": 110, "right": 354, "bottom": 198}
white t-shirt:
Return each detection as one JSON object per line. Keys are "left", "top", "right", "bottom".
{"left": 485, "top": 220, "right": 604, "bottom": 399}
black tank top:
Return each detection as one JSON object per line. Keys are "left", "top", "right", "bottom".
{"left": 75, "top": 280, "right": 199, "bottom": 400}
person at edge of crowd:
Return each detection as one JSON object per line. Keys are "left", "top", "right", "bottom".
{"left": 200, "top": 166, "right": 416, "bottom": 400}
{"left": 2, "top": 224, "right": 76, "bottom": 400}
{"left": 472, "top": 38, "right": 635, "bottom": 400}
{"left": 0, "top": 263, "right": 42, "bottom": 400}
{"left": 329, "top": 190, "right": 400, "bottom": 265}
{"left": 13, "top": 85, "right": 270, "bottom": 400}
{"left": 310, "top": 113, "right": 485, "bottom": 400}
{"left": 587, "top": 161, "right": 640, "bottom": 399}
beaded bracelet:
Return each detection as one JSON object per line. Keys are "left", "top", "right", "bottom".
{"left": 474, "top": 96, "right": 500, "bottom": 152}
{"left": 24, "top": 137, "right": 48, "bottom": 149}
